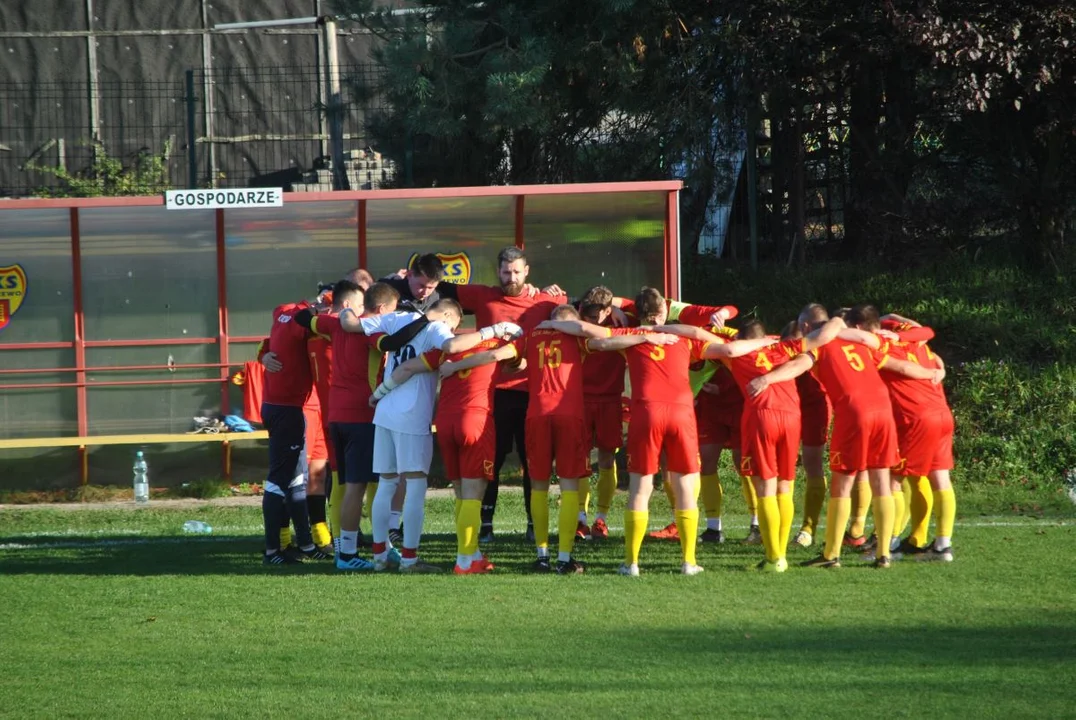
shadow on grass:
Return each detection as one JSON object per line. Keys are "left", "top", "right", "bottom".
{"left": 0, "top": 528, "right": 781, "bottom": 576}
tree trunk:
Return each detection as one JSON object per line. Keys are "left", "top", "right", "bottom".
{"left": 843, "top": 60, "right": 882, "bottom": 256}
{"left": 878, "top": 54, "right": 917, "bottom": 254}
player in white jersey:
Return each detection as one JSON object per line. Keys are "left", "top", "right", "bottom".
{"left": 343, "top": 298, "right": 520, "bottom": 572}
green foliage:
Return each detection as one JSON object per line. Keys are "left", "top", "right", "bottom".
{"left": 685, "top": 254, "right": 1076, "bottom": 498}
{"left": 25, "top": 138, "right": 174, "bottom": 197}
{"left": 166, "top": 478, "right": 232, "bottom": 500}
{"left": 1, "top": 500, "right": 1075, "bottom": 716}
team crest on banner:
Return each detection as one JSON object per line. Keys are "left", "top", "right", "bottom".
{"left": 0, "top": 264, "right": 27, "bottom": 332}
{"left": 408, "top": 251, "right": 472, "bottom": 285}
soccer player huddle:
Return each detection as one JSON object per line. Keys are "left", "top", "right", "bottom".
{"left": 255, "top": 248, "right": 957, "bottom": 576}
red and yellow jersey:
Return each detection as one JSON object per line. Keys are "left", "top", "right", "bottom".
{"left": 433, "top": 338, "right": 503, "bottom": 416}
{"left": 612, "top": 329, "right": 709, "bottom": 407}
{"left": 455, "top": 284, "right": 561, "bottom": 392}
{"left": 796, "top": 368, "right": 828, "bottom": 408}
{"left": 880, "top": 339, "right": 950, "bottom": 421}
{"left": 507, "top": 328, "right": 589, "bottom": 418}
{"left": 582, "top": 346, "right": 626, "bottom": 401}
{"left": 310, "top": 313, "right": 386, "bottom": 424}
{"left": 724, "top": 338, "right": 804, "bottom": 413}
{"left": 808, "top": 340, "right": 891, "bottom": 412}
{"left": 262, "top": 302, "right": 314, "bottom": 407}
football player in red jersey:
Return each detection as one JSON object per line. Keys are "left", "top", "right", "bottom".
{"left": 301, "top": 281, "right": 404, "bottom": 571}
{"left": 855, "top": 308, "right": 957, "bottom": 562}
{"left": 258, "top": 299, "right": 333, "bottom": 565}
{"left": 582, "top": 288, "right": 776, "bottom": 576}
{"left": 696, "top": 316, "right": 845, "bottom": 571}
{"left": 577, "top": 287, "right": 626, "bottom": 539}
{"left": 786, "top": 304, "right": 834, "bottom": 548}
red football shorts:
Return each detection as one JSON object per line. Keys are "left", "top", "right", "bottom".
{"left": 303, "top": 405, "right": 329, "bottom": 463}
{"left": 829, "top": 406, "right": 899, "bottom": 474}
{"left": 694, "top": 391, "right": 742, "bottom": 449}
{"left": 894, "top": 408, "right": 955, "bottom": 477}
{"left": 436, "top": 411, "right": 495, "bottom": 482}
{"left": 526, "top": 414, "right": 590, "bottom": 481}
{"left": 627, "top": 401, "right": 700, "bottom": 476}
{"left": 584, "top": 397, "right": 623, "bottom": 452}
{"left": 800, "top": 399, "right": 832, "bottom": 447}
{"left": 740, "top": 408, "right": 801, "bottom": 481}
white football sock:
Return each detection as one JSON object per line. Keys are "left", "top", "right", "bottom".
{"left": 402, "top": 476, "right": 428, "bottom": 553}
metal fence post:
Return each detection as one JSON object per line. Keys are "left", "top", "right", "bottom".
{"left": 185, "top": 70, "right": 198, "bottom": 189}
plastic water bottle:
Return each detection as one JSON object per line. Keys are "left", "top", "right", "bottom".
{"left": 133, "top": 451, "right": 149, "bottom": 505}
{"left": 182, "top": 520, "right": 213, "bottom": 534}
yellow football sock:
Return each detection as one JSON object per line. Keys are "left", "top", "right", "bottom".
{"left": 663, "top": 479, "right": 677, "bottom": 508}
{"left": 934, "top": 488, "right": 956, "bottom": 541}
{"left": 532, "top": 490, "right": 550, "bottom": 551}
{"left": 891, "top": 485, "right": 907, "bottom": 538}
{"left": 559, "top": 490, "right": 579, "bottom": 556}
{"left": 578, "top": 478, "right": 591, "bottom": 518}
{"left": 596, "top": 466, "right": 617, "bottom": 515}
{"left": 899, "top": 477, "right": 913, "bottom": 533}
{"left": 311, "top": 522, "right": 333, "bottom": 548}
{"left": 801, "top": 475, "right": 827, "bottom": 535}
{"left": 777, "top": 489, "right": 794, "bottom": 557}
{"left": 849, "top": 479, "right": 871, "bottom": 538}
{"left": 457, "top": 499, "right": 482, "bottom": 557}
{"left": 872, "top": 494, "right": 895, "bottom": 560}
{"left": 279, "top": 527, "right": 292, "bottom": 549}
{"left": 823, "top": 497, "right": 851, "bottom": 560}
{"left": 326, "top": 472, "right": 343, "bottom": 538}
{"left": 674, "top": 508, "right": 700, "bottom": 566}
{"left": 741, "top": 477, "right": 758, "bottom": 517}
{"left": 624, "top": 509, "right": 648, "bottom": 565}
{"left": 699, "top": 472, "right": 723, "bottom": 520}
{"left": 909, "top": 476, "right": 934, "bottom": 548}
{"left": 454, "top": 497, "right": 462, "bottom": 521}
{"left": 757, "top": 495, "right": 781, "bottom": 562}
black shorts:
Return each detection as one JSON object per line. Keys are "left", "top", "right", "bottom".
{"left": 329, "top": 421, "right": 378, "bottom": 485}
{"left": 262, "top": 403, "right": 307, "bottom": 490}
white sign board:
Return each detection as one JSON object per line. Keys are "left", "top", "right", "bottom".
{"left": 165, "top": 188, "right": 284, "bottom": 210}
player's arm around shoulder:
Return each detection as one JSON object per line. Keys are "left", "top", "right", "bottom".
{"left": 534, "top": 319, "right": 609, "bottom": 339}
{"left": 801, "top": 316, "right": 847, "bottom": 352}
{"left": 836, "top": 326, "right": 881, "bottom": 349}
{"left": 702, "top": 334, "right": 778, "bottom": 359}
{"left": 439, "top": 342, "right": 518, "bottom": 379}
{"left": 746, "top": 352, "right": 815, "bottom": 397}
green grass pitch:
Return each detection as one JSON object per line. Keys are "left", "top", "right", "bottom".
{"left": 2, "top": 492, "right": 1075, "bottom": 718}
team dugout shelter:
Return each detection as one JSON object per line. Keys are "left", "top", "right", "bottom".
{"left": 0, "top": 181, "right": 682, "bottom": 489}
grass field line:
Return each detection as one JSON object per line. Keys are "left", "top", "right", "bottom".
{"left": 0, "top": 516, "right": 1070, "bottom": 552}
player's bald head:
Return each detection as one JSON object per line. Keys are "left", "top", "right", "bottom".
{"left": 551, "top": 304, "right": 580, "bottom": 321}
{"left": 344, "top": 267, "right": 375, "bottom": 290}
{"left": 797, "top": 303, "right": 828, "bottom": 326}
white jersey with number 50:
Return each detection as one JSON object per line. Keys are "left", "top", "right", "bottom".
{"left": 360, "top": 311, "right": 453, "bottom": 434}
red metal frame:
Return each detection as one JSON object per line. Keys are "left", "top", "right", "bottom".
{"left": 1, "top": 182, "right": 681, "bottom": 485}
{"left": 665, "top": 190, "right": 681, "bottom": 299}
{"left": 70, "top": 208, "right": 89, "bottom": 482}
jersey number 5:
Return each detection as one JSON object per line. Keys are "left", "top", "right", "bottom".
{"left": 538, "top": 339, "right": 562, "bottom": 369}
{"left": 841, "top": 344, "right": 865, "bottom": 372}
{"left": 649, "top": 345, "right": 665, "bottom": 362}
